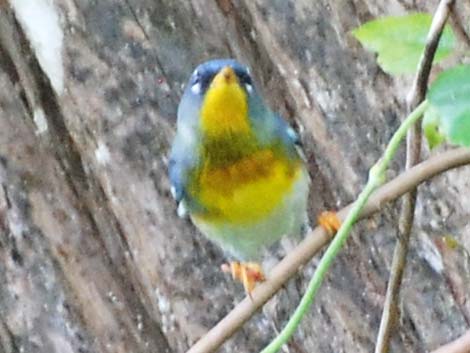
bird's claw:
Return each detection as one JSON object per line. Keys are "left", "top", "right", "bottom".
{"left": 317, "top": 211, "right": 341, "bottom": 235}
{"left": 221, "top": 261, "right": 265, "bottom": 295}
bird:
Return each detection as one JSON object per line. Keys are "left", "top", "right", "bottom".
{"left": 168, "top": 59, "right": 338, "bottom": 293}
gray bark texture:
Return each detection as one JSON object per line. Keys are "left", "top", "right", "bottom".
{"left": 0, "top": 0, "right": 469, "bottom": 352}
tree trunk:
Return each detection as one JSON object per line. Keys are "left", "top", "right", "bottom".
{"left": 0, "top": 0, "right": 469, "bottom": 352}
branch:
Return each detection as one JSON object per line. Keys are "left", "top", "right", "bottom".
{"left": 375, "top": 1, "right": 456, "bottom": 352}
{"left": 407, "top": 0, "right": 455, "bottom": 108}
{"left": 449, "top": 7, "right": 470, "bottom": 48}
{"left": 186, "top": 147, "right": 470, "bottom": 353}
{"left": 431, "top": 330, "right": 470, "bottom": 353}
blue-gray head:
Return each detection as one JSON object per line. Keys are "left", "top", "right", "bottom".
{"left": 177, "top": 59, "right": 267, "bottom": 128}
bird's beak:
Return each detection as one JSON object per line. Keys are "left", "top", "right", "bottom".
{"left": 211, "top": 66, "right": 237, "bottom": 87}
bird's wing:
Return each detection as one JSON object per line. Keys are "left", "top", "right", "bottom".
{"left": 168, "top": 127, "right": 198, "bottom": 217}
{"left": 270, "top": 112, "right": 311, "bottom": 167}
{"left": 274, "top": 113, "right": 301, "bottom": 146}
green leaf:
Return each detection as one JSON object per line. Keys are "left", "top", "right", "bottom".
{"left": 427, "top": 64, "right": 470, "bottom": 147}
{"left": 422, "top": 105, "right": 445, "bottom": 149}
{"left": 352, "top": 13, "right": 455, "bottom": 75}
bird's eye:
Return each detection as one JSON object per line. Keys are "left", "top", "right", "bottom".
{"left": 239, "top": 72, "right": 253, "bottom": 94}
{"left": 191, "top": 81, "right": 201, "bottom": 94}
{"left": 189, "top": 69, "right": 202, "bottom": 94}
{"left": 190, "top": 72, "right": 202, "bottom": 94}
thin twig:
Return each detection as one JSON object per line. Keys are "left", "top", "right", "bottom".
{"left": 431, "top": 330, "right": 470, "bottom": 353}
{"left": 375, "top": 1, "right": 456, "bottom": 353}
{"left": 186, "top": 147, "right": 470, "bottom": 353}
{"left": 449, "top": 8, "right": 470, "bottom": 48}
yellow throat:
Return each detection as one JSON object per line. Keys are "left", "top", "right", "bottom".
{"left": 200, "top": 66, "right": 250, "bottom": 137}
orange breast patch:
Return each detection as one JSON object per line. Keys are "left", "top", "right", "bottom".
{"left": 192, "top": 149, "right": 301, "bottom": 223}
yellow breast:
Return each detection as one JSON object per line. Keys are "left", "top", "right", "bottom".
{"left": 191, "top": 149, "right": 302, "bottom": 223}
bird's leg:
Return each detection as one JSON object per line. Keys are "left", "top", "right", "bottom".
{"left": 221, "top": 261, "right": 265, "bottom": 294}
{"left": 317, "top": 211, "right": 341, "bottom": 235}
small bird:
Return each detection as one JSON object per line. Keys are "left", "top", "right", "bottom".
{"left": 169, "top": 59, "right": 326, "bottom": 293}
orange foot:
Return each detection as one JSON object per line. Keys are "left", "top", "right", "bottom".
{"left": 221, "top": 261, "right": 265, "bottom": 295}
{"left": 318, "top": 211, "right": 341, "bottom": 235}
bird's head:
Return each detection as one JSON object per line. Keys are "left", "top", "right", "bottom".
{"left": 179, "top": 59, "right": 260, "bottom": 138}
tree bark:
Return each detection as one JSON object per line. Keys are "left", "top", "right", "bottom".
{"left": 0, "top": 0, "right": 469, "bottom": 352}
